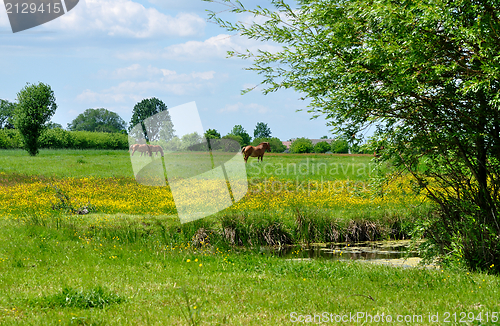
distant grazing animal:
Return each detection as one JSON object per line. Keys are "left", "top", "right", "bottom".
{"left": 130, "top": 144, "right": 152, "bottom": 157}
{"left": 149, "top": 145, "right": 164, "bottom": 157}
{"left": 129, "top": 144, "right": 139, "bottom": 152}
{"left": 241, "top": 142, "right": 271, "bottom": 163}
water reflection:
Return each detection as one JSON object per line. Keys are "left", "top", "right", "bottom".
{"left": 276, "top": 240, "right": 418, "bottom": 261}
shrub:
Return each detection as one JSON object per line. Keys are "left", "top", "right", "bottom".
{"left": 71, "top": 131, "right": 128, "bottom": 150}
{"left": 0, "top": 129, "right": 130, "bottom": 150}
{"left": 314, "top": 141, "right": 331, "bottom": 153}
{"left": 290, "top": 138, "right": 313, "bottom": 153}
{"left": 0, "top": 129, "right": 21, "bottom": 149}
{"left": 0, "top": 131, "right": 11, "bottom": 149}
{"left": 331, "top": 139, "right": 349, "bottom": 153}
{"left": 39, "top": 128, "right": 73, "bottom": 149}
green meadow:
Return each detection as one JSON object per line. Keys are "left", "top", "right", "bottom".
{"left": 0, "top": 149, "right": 378, "bottom": 180}
{"left": 0, "top": 149, "right": 498, "bottom": 325}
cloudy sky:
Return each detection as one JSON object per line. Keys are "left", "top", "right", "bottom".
{"left": 0, "top": 0, "right": 335, "bottom": 140}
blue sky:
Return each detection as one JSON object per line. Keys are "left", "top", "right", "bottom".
{"left": 0, "top": 0, "right": 336, "bottom": 141}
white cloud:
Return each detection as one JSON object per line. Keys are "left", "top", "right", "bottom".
{"left": 247, "top": 103, "right": 269, "bottom": 114}
{"left": 116, "top": 33, "right": 282, "bottom": 61}
{"left": 100, "top": 64, "right": 215, "bottom": 82}
{"left": 217, "top": 102, "right": 269, "bottom": 114}
{"left": 163, "top": 33, "right": 282, "bottom": 60}
{"left": 218, "top": 102, "right": 242, "bottom": 113}
{"left": 52, "top": 0, "right": 205, "bottom": 38}
{"left": 77, "top": 66, "right": 216, "bottom": 103}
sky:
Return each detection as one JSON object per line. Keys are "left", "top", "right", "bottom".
{"left": 0, "top": 0, "right": 336, "bottom": 141}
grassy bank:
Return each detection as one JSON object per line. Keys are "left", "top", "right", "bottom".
{"left": 1, "top": 215, "right": 499, "bottom": 325}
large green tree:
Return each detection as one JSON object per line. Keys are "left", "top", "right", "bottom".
{"left": 207, "top": 0, "right": 500, "bottom": 272}
{"left": 14, "top": 82, "right": 57, "bottom": 156}
{"left": 204, "top": 128, "right": 221, "bottom": 140}
{"left": 228, "top": 125, "right": 251, "bottom": 146}
{"left": 0, "top": 99, "right": 15, "bottom": 129}
{"left": 253, "top": 122, "right": 271, "bottom": 139}
{"left": 68, "top": 108, "right": 126, "bottom": 133}
{"left": 129, "top": 98, "right": 174, "bottom": 142}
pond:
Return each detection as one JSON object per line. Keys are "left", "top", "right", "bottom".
{"left": 272, "top": 240, "right": 432, "bottom": 268}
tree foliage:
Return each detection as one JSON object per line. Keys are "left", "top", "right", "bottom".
{"left": 0, "top": 99, "right": 15, "bottom": 129}
{"left": 290, "top": 138, "right": 313, "bottom": 154}
{"left": 314, "top": 141, "right": 331, "bottom": 153}
{"left": 253, "top": 122, "right": 271, "bottom": 139}
{"left": 68, "top": 108, "right": 126, "bottom": 133}
{"left": 46, "top": 122, "right": 63, "bottom": 129}
{"left": 207, "top": 0, "right": 500, "bottom": 272}
{"left": 331, "top": 139, "right": 349, "bottom": 154}
{"left": 129, "top": 98, "right": 174, "bottom": 142}
{"left": 228, "top": 125, "right": 251, "bottom": 146}
{"left": 204, "top": 128, "right": 221, "bottom": 139}
{"left": 222, "top": 134, "right": 244, "bottom": 147}
{"left": 252, "top": 137, "right": 286, "bottom": 153}
{"left": 14, "top": 82, "right": 57, "bottom": 156}
{"left": 181, "top": 132, "right": 203, "bottom": 150}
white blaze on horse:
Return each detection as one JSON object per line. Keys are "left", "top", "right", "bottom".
{"left": 241, "top": 142, "right": 271, "bottom": 163}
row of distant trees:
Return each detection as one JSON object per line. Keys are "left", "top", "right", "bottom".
{"left": 1, "top": 84, "right": 364, "bottom": 155}
{"left": 0, "top": 83, "right": 157, "bottom": 155}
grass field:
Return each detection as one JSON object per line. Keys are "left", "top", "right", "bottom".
{"left": 1, "top": 149, "right": 498, "bottom": 325}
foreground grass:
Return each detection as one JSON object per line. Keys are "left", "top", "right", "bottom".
{"left": 0, "top": 216, "right": 499, "bottom": 325}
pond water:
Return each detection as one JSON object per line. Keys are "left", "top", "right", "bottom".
{"left": 272, "top": 240, "right": 432, "bottom": 268}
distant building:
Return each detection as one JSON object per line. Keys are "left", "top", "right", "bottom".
{"left": 282, "top": 141, "right": 292, "bottom": 149}
{"left": 282, "top": 138, "right": 335, "bottom": 149}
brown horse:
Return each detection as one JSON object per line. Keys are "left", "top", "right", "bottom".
{"left": 130, "top": 144, "right": 152, "bottom": 157}
{"left": 149, "top": 145, "right": 164, "bottom": 157}
{"left": 129, "top": 144, "right": 139, "bottom": 152}
{"left": 241, "top": 142, "right": 271, "bottom": 163}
